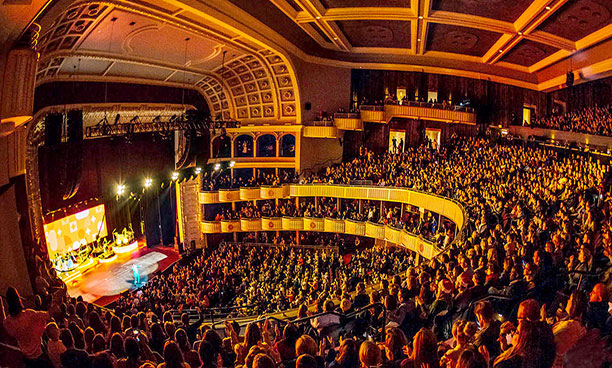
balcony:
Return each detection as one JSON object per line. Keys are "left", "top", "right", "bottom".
{"left": 200, "top": 216, "right": 441, "bottom": 259}
{"left": 199, "top": 184, "right": 467, "bottom": 259}
{"left": 359, "top": 103, "right": 476, "bottom": 125}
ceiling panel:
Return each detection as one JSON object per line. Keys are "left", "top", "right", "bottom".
{"left": 538, "top": 0, "right": 612, "bottom": 41}
{"left": 336, "top": 20, "right": 411, "bottom": 48}
{"left": 166, "top": 71, "right": 205, "bottom": 84}
{"left": 426, "top": 23, "right": 501, "bottom": 57}
{"left": 58, "top": 57, "right": 112, "bottom": 75}
{"left": 105, "top": 62, "right": 174, "bottom": 80}
{"left": 431, "top": 0, "right": 533, "bottom": 22}
{"left": 320, "top": 0, "right": 410, "bottom": 8}
{"left": 499, "top": 39, "right": 559, "bottom": 66}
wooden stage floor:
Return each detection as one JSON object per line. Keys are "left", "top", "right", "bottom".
{"left": 66, "top": 244, "right": 179, "bottom": 306}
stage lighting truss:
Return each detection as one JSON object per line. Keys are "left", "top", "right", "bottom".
{"left": 85, "top": 113, "right": 241, "bottom": 139}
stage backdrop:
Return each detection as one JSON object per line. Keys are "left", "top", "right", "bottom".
{"left": 43, "top": 204, "right": 107, "bottom": 257}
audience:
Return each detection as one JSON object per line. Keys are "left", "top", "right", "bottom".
{"left": 5, "top": 135, "right": 612, "bottom": 368}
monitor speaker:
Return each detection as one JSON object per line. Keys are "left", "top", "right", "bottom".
{"left": 305, "top": 102, "right": 312, "bottom": 111}
{"left": 66, "top": 110, "right": 83, "bottom": 142}
{"left": 45, "top": 113, "right": 63, "bottom": 146}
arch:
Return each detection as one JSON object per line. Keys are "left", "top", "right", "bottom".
{"left": 234, "top": 134, "right": 254, "bottom": 157}
{"left": 256, "top": 134, "right": 276, "bottom": 157}
{"left": 211, "top": 134, "right": 231, "bottom": 158}
{"left": 279, "top": 134, "right": 296, "bottom": 157}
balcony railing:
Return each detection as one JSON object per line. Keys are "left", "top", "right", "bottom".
{"left": 200, "top": 183, "right": 468, "bottom": 260}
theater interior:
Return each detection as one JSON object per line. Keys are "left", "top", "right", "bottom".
{"left": 2, "top": 0, "right": 612, "bottom": 367}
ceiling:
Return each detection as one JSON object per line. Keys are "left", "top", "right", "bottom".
{"left": 30, "top": 0, "right": 301, "bottom": 123}
{"left": 227, "top": 0, "right": 612, "bottom": 89}
{"left": 6, "top": 0, "right": 612, "bottom": 121}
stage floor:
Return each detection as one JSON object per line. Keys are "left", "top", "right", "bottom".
{"left": 66, "top": 244, "right": 179, "bottom": 305}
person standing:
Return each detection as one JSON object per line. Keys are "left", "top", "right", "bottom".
{"left": 2, "top": 287, "right": 52, "bottom": 368}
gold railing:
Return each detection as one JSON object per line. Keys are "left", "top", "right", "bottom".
{"left": 199, "top": 184, "right": 467, "bottom": 259}
{"left": 200, "top": 216, "right": 442, "bottom": 259}
{"left": 358, "top": 104, "right": 476, "bottom": 125}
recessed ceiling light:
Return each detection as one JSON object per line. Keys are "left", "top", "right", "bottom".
{"left": 545, "top": 5, "right": 551, "bottom": 9}
{"left": 417, "top": 38, "right": 421, "bottom": 42}
{"left": 518, "top": 31, "right": 523, "bottom": 35}
{"left": 418, "top": 15, "right": 423, "bottom": 19}
{"left": 499, "top": 49, "right": 503, "bottom": 52}
{"left": 316, "top": 16, "right": 321, "bottom": 19}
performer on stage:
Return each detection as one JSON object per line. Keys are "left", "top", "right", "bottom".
{"left": 132, "top": 264, "right": 141, "bottom": 285}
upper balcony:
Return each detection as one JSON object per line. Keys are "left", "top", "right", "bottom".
{"left": 327, "top": 103, "right": 477, "bottom": 129}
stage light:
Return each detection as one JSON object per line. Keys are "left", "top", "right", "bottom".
{"left": 171, "top": 171, "right": 179, "bottom": 180}
{"left": 195, "top": 167, "right": 201, "bottom": 175}
{"left": 144, "top": 178, "right": 153, "bottom": 188}
{"left": 229, "top": 161, "right": 235, "bottom": 168}
{"left": 214, "top": 163, "right": 221, "bottom": 171}
{"left": 116, "top": 184, "right": 126, "bottom": 196}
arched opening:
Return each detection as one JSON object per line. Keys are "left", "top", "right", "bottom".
{"left": 280, "top": 134, "right": 296, "bottom": 157}
{"left": 256, "top": 134, "right": 276, "bottom": 157}
{"left": 212, "top": 135, "right": 231, "bottom": 158}
{"left": 234, "top": 134, "right": 254, "bottom": 157}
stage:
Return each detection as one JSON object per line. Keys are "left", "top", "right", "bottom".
{"left": 66, "top": 242, "right": 179, "bottom": 305}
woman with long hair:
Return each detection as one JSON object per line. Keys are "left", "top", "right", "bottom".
{"left": 329, "top": 338, "right": 359, "bottom": 368}
{"left": 493, "top": 320, "right": 538, "bottom": 368}
{"left": 359, "top": 341, "right": 381, "bottom": 368}
{"left": 159, "top": 341, "right": 190, "bottom": 368}
{"left": 401, "top": 328, "right": 439, "bottom": 368}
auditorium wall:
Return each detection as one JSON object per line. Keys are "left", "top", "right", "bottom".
{"left": 290, "top": 55, "right": 351, "bottom": 123}
{"left": 299, "top": 136, "right": 343, "bottom": 175}
{"left": 351, "top": 69, "right": 547, "bottom": 126}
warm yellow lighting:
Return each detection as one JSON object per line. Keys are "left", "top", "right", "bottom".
{"left": 113, "top": 240, "right": 138, "bottom": 254}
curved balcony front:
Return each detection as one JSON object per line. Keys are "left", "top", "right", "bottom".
{"left": 200, "top": 217, "right": 440, "bottom": 259}
{"left": 261, "top": 217, "right": 283, "bottom": 231}
{"left": 324, "top": 218, "right": 345, "bottom": 233}
{"left": 260, "top": 185, "right": 287, "bottom": 199}
{"left": 303, "top": 217, "right": 324, "bottom": 231}
{"left": 282, "top": 216, "right": 303, "bottom": 230}
{"left": 218, "top": 189, "right": 240, "bottom": 202}
{"left": 240, "top": 218, "right": 262, "bottom": 231}
{"left": 358, "top": 104, "right": 476, "bottom": 125}
{"left": 202, "top": 221, "right": 222, "bottom": 234}
{"left": 303, "top": 125, "right": 340, "bottom": 138}
{"left": 240, "top": 187, "right": 261, "bottom": 201}
{"left": 221, "top": 220, "right": 241, "bottom": 232}
{"left": 200, "top": 191, "right": 219, "bottom": 203}
{"left": 334, "top": 116, "right": 363, "bottom": 131}
{"left": 201, "top": 184, "right": 466, "bottom": 239}
{"left": 345, "top": 219, "right": 366, "bottom": 236}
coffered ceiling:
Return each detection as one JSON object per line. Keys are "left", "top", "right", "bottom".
{"left": 7, "top": 0, "right": 612, "bottom": 117}
{"left": 238, "top": 0, "right": 612, "bottom": 90}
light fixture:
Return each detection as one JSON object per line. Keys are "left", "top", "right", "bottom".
{"left": 214, "top": 163, "right": 221, "bottom": 171}
{"left": 195, "top": 167, "right": 202, "bottom": 175}
{"left": 171, "top": 171, "right": 179, "bottom": 180}
{"left": 229, "top": 161, "right": 236, "bottom": 168}
{"left": 418, "top": 15, "right": 423, "bottom": 19}
{"left": 518, "top": 31, "right": 523, "bottom": 36}
{"left": 545, "top": 5, "right": 551, "bottom": 10}
{"left": 417, "top": 38, "right": 421, "bottom": 42}
{"left": 499, "top": 49, "right": 503, "bottom": 52}
{"left": 144, "top": 178, "right": 153, "bottom": 188}
{"left": 116, "top": 184, "right": 126, "bottom": 196}
{"left": 316, "top": 16, "right": 321, "bottom": 19}
{"left": 333, "top": 37, "right": 338, "bottom": 40}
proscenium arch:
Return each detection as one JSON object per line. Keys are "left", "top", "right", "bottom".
{"left": 34, "top": 0, "right": 301, "bottom": 124}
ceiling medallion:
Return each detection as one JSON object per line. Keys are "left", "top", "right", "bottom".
{"left": 441, "top": 31, "right": 479, "bottom": 50}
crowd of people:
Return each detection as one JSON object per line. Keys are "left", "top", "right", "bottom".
{"left": 531, "top": 105, "right": 612, "bottom": 137}
{"left": 5, "top": 134, "right": 612, "bottom": 368}
{"left": 201, "top": 171, "right": 298, "bottom": 192}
